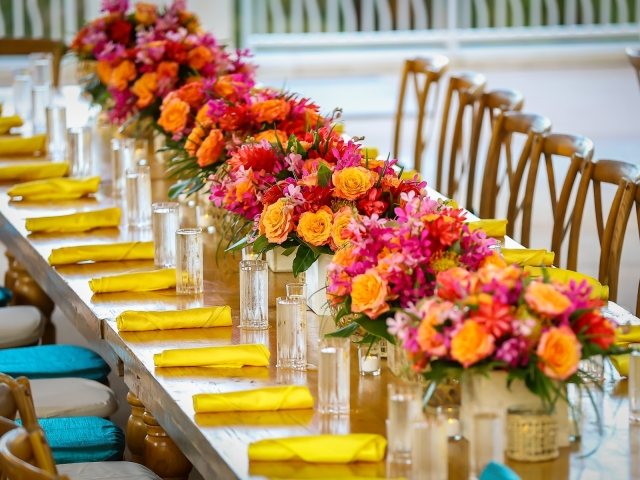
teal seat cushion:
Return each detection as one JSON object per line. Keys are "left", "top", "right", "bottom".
{"left": 0, "top": 287, "right": 12, "bottom": 307}
{"left": 18, "top": 417, "right": 125, "bottom": 464}
{"left": 0, "top": 345, "right": 110, "bottom": 382}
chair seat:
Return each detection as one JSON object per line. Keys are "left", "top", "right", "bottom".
{"left": 0, "top": 286, "right": 12, "bottom": 307}
{"left": 0, "top": 305, "right": 45, "bottom": 349}
{"left": 0, "top": 344, "right": 111, "bottom": 382}
{"left": 18, "top": 416, "right": 125, "bottom": 465}
{"left": 58, "top": 461, "right": 161, "bottom": 480}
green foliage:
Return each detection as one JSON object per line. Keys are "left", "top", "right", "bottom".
{"left": 292, "top": 244, "right": 319, "bottom": 277}
{"left": 317, "top": 163, "right": 332, "bottom": 187}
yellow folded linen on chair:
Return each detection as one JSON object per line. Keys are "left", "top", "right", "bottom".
{"left": 26, "top": 207, "right": 121, "bottom": 233}
{"left": 117, "top": 306, "right": 232, "bottom": 332}
{"left": 0, "top": 162, "right": 68, "bottom": 182}
{"left": 524, "top": 266, "right": 609, "bottom": 300}
{"left": 0, "top": 134, "right": 46, "bottom": 155}
{"left": 0, "top": 115, "right": 24, "bottom": 134}
{"left": 48, "top": 241, "right": 154, "bottom": 266}
{"left": 248, "top": 434, "right": 387, "bottom": 463}
{"left": 610, "top": 325, "right": 640, "bottom": 377}
{"left": 153, "top": 344, "right": 270, "bottom": 368}
{"left": 9, "top": 176, "right": 100, "bottom": 200}
{"left": 89, "top": 268, "right": 176, "bottom": 294}
{"left": 502, "top": 249, "right": 555, "bottom": 267}
{"left": 193, "top": 385, "right": 314, "bottom": 413}
{"left": 466, "top": 219, "right": 508, "bottom": 237}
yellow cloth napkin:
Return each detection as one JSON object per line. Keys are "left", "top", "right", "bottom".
{"left": 610, "top": 325, "right": 640, "bottom": 376}
{"left": 400, "top": 169, "right": 421, "bottom": 182}
{"left": 248, "top": 434, "right": 387, "bottom": 463}
{"left": 9, "top": 176, "right": 100, "bottom": 201}
{"left": 0, "top": 134, "right": 46, "bottom": 155}
{"left": 502, "top": 248, "right": 555, "bottom": 267}
{"left": 26, "top": 207, "right": 121, "bottom": 233}
{"left": 611, "top": 354, "right": 629, "bottom": 377}
{"left": 193, "top": 386, "right": 314, "bottom": 413}
{"left": 48, "top": 241, "right": 154, "bottom": 266}
{"left": 89, "top": 268, "right": 176, "bottom": 294}
{"left": 117, "top": 306, "right": 232, "bottom": 332}
{"left": 524, "top": 267, "right": 609, "bottom": 300}
{"left": 0, "top": 162, "right": 68, "bottom": 182}
{"left": 466, "top": 219, "right": 508, "bottom": 237}
{"left": 332, "top": 123, "right": 344, "bottom": 134}
{"left": 0, "top": 115, "right": 24, "bottom": 134}
{"left": 361, "top": 146, "right": 379, "bottom": 159}
{"left": 154, "top": 344, "right": 270, "bottom": 368}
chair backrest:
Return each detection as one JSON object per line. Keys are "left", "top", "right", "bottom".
{"left": 0, "top": 374, "right": 39, "bottom": 433}
{"left": 435, "top": 72, "right": 486, "bottom": 207}
{"left": 481, "top": 111, "right": 551, "bottom": 221}
{"left": 0, "top": 39, "right": 66, "bottom": 87}
{"left": 627, "top": 48, "right": 640, "bottom": 89}
{"left": 0, "top": 428, "right": 65, "bottom": 480}
{"left": 393, "top": 55, "right": 449, "bottom": 171}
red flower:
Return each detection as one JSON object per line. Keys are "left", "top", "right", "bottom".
{"left": 301, "top": 186, "right": 333, "bottom": 211}
{"left": 572, "top": 312, "right": 616, "bottom": 350}
{"left": 219, "top": 105, "right": 248, "bottom": 131}
{"left": 391, "top": 181, "right": 422, "bottom": 200}
{"left": 426, "top": 215, "right": 462, "bottom": 248}
{"left": 357, "top": 188, "right": 388, "bottom": 216}
{"left": 262, "top": 183, "right": 286, "bottom": 205}
{"left": 470, "top": 299, "right": 513, "bottom": 338}
{"left": 165, "top": 42, "right": 188, "bottom": 64}
{"left": 229, "top": 143, "right": 277, "bottom": 173}
{"left": 108, "top": 19, "right": 133, "bottom": 45}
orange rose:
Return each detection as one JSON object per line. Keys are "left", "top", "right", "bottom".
{"left": 525, "top": 281, "right": 571, "bottom": 317}
{"left": 478, "top": 251, "right": 508, "bottom": 269}
{"left": 478, "top": 264, "right": 520, "bottom": 289}
{"left": 157, "top": 98, "right": 189, "bottom": 134}
{"left": 225, "top": 177, "right": 255, "bottom": 204}
{"left": 131, "top": 72, "right": 157, "bottom": 109}
{"left": 213, "top": 75, "right": 237, "bottom": 99}
{"left": 436, "top": 267, "right": 477, "bottom": 301}
{"left": 249, "top": 99, "right": 291, "bottom": 123}
{"left": 185, "top": 124, "right": 208, "bottom": 157}
{"left": 416, "top": 302, "right": 448, "bottom": 357}
{"left": 332, "top": 246, "right": 356, "bottom": 267}
{"left": 134, "top": 2, "right": 157, "bottom": 26}
{"left": 109, "top": 60, "right": 136, "bottom": 91}
{"left": 187, "top": 45, "right": 213, "bottom": 71}
{"left": 178, "top": 10, "right": 200, "bottom": 32}
{"left": 177, "top": 82, "right": 204, "bottom": 109}
{"left": 195, "top": 104, "right": 213, "bottom": 128}
{"left": 332, "top": 166, "right": 375, "bottom": 200}
{"left": 537, "top": 326, "right": 582, "bottom": 380}
{"left": 196, "top": 129, "right": 224, "bottom": 168}
{"left": 297, "top": 206, "right": 333, "bottom": 246}
{"left": 450, "top": 321, "right": 495, "bottom": 368}
{"left": 259, "top": 199, "right": 294, "bottom": 244}
{"left": 156, "top": 61, "right": 179, "bottom": 79}
{"left": 96, "top": 60, "right": 112, "bottom": 85}
{"left": 350, "top": 268, "right": 389, "bottom": 319}
{"left": 329, "top": 207, "right": 353, "bottom": 251}
{"left": 254, "top": 129, "right": 288, "bottom": 144}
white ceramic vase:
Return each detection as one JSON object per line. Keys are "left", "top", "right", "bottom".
{"left": 266, "top": 247, "right": 295, "bottom": 272}
{"left": 305, "top": 253, "right": 332, "bottom": 316}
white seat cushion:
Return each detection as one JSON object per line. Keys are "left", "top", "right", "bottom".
{"left": 58, "top": 461, "right": 161, "bottom": 479}
{"left": 18, "top": 378, "right": 119, "bottom": 419}
{"left": 0, "top": 305, "right": 45, "bottom": 349}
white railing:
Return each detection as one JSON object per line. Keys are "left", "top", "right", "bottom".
{"left": 240, "top": 0, "right": 640, "bottom": 50}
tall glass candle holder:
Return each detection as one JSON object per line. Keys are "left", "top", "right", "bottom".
{"left": 152, "top": 202, "right": 179, "bottom": 268}
{"left": 412, "top": 414, "right": 448, "bottom": 480}
{"left": 358, "top": 343, "right": 381, "bottom": 376}
{"left": 318, "top": 337, "right": 350, "bottom": 414}
{"left": 276, "top": 296, "right": 307, "bottom": 371}
{"left": 239, "top": 260, "right": 268, "bottom": 329}
{"left": 387, "top": 382, "right": 422, "bottom": 463}
{"left": 242, "top": 244, "right": 260, "bottom": 261}
{"left": 125, "top": 166, "right": 152, "bottom": 227}
{"left": 32, "top": 85, "right": 51, "bottom": 134}
{"left": 12, "top": 69, "right": 31, "bottom": 120}
{"left": 132, "top": 138, "right": 149, "bottom": 166}
{"left": 176, "top": 228, "right": 204, "bottom": 295}
{"left": 630, "top": 346, "right": 640, "bottom": 422}
{"left": 29, "top": 53, "right": 53, "bottom": 86}
{"left": 67, "top": 126, "right": 92, "bottom": 177}
{"left": 46, "top": 106, "right": 67, "bottom": 161}
{"left": 472, "top": 413, "right": 504, "bottom": 477}
{"left": 111, "top": 138, "right": 134, "bottom": 197}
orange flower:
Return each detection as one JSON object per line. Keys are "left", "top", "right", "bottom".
{"left": 250, "top": 99, "right": 291, "bottom": 123}
{"left": 350, "top": 269, "right": 389, "bottom": 319}
{"left": 109, "top": 60, "right": 136, "bottom": 91}
{"left": 134, "top": 2, "right": 157, "bottom": 26}
{"left": 416, "top": 302, "right": 449, "bottom": 357}
{"left": 259, "top": 199, "right": 295, "bottom": 244}
{"left": 213, "top": 75, "right": 237, "bottom": 99}
{"left": 196, "top": 129, "right": 224, "bottom": 168}
{"left": 195, "top": 104, "right": 213, "bottom": 128}
{"left": 177, "top": 82, "right": 204, "bottom": 109}
{"left": 479, "top": 251, "right": 508, "bottom": 269}
{"left": 157, "top": 98, "right": 189, "bottom": 134}
{"left": 185, "top": 124, "right": 208, "bottom": 157}
{"left": 305, "top": 107, "right": 322, "bottom": 127}
{"left": 254, "top": 129, "right": 288, "bottom": 144}
{"left": 225, "top": 177, "right": 254, "bottom": 204}
{"left": 178, "top": 10, "right": 200, "bottom": 32}
{"left": 131, "top": 72, "right": 157, "bottom": 109}
{"left": 332, "top": 246, "right": 356, "bottom": 267}
{"left": 156, "top": 61, "right": 179, "bottom": 79}
{"left": 525, "top": 281, "right": 572, "bottom": 317}
{"left": 96, "top": 60, "right": 112, "bottom": 85}
{"left": 478, "top": 264, "right": 520, "bottom": 289}
{"left": 329, "top": 207, "right": 353, "bottom": 251}
{"left": 187, "top": 45, "right": 213, "bottom": 71}
{"left": 303, "top": 158, "right": 330, "bottom": 174}
{"left": 297, "top": 206, "right": 333, "bottom": 246}
{"left": 537, "top": 326, "right": 582, "bottom": 380}
{"left": 332, "top": 166, "right": 375, "bottom": 200}
{"left": 450, "top": 321, "right": 495, "bottom": 368}
{"left": 436, "top": 267, "right": 477, "bottom": 301}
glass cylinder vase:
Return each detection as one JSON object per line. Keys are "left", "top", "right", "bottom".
{"left": 176, "top": 228, "right": 204, "bottom": 295}
{"left": 239, "top": 260, "right": 268, "bottom": 329}
{"left": 276, "top": 296, "right": 307, "bottom": 371}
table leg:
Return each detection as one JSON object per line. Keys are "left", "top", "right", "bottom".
{"left": 126, "top": 391, "right": 147, "bottom": 464}
{"left": 143, "top": 409, "right": 193, "bottom": 480}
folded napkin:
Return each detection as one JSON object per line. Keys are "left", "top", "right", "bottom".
{"left": 154, "top": 344, "right": 270, "bottom": 368}
{"left": 332, "top": 123, "right": 344, "bottom": 134}
{"left": 479, "top": 462, "right": 521, "bottom": 480}
{"left": 89, "top": 268, "right": 176, "bottom": 294}
{"left": 0, "top": 162, "right": 68, "bottom": 182}
{"left": 117, "top": 306, "right": 232, "bottom": 332}
{"left": 194, "top": 386, "right": 314, "bottom": 413}
{"left": 26, "top": 207, "right": 121, "bottom": 233}
{"left": 502, "top": 248, "right": 555, "bottom": 267}
{"left": 611, "top": 354, "right": 629, "bottom": 377}
{"left": 248, "top": 434, "right": 387, "bottom": 463}
{"left": 400, "top": 169, "right": 421, "bottom": 182}
{"left": 49, "top": 241, "right": 154, "bottom": 266}
{"left": 0, "top": 115, "right": 24, "bottom": 134}
{"left": 610, "top": 325, "right": 640, "bottom": 376}
{"left": 361, "top": 146, "right": 379, "bottom": 159}
{"left": 9, "top": 176, "right": 100, "bottom": 201}
{"left": 466, "top": 219, "right": 508, "bottom": 237}
{"left": 524, "top": 266, "right": 609, "bottom": 300}
{"left": 0, "top": 134, "right": 47, "bottom": 155}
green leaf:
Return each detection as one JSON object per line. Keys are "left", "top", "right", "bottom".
{"left": 317, "top": 163, "right": 332, "bottom": 188}
{"left": 325, "top": 322, "right": 360, "bottom": 338}
{"left": 292, "top": 245, "right": 319, "bottom": 276}
{"left": 168, "top": 179, "right": 193, "bottom": 199}
{"left": 281, "top": 246, "right": 297, "bottom": 257}
{"left": 276, "top": 169, "right": 294, "bottom": 181}
{"left": 354, "top": 315, "right": 395, "bottom": 343}
{"left": 225, "top": 236, "right": 249, "bottom": 253}
{"left": 252, "top": 234, "right": 270, "bottom": 253}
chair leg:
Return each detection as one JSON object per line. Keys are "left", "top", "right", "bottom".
{"left": 126, "top": 391, "right": 147, "bottom": 464}
{"left": 143, "top": 409, "right": 193, "bottom": 480}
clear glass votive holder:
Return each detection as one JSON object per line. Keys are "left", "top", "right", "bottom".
{"left": 176, "top": 228, "right": 204, "bottom": 295}
{"left": 630, "top": 346, "right": 640, "bottom": 422}
{"left": 412, "top": 414, "right": 448, "bottom": 480}
{"left": 152, "top": 202, "right": 180, "bottom": 268}
{"left": 46, "top": 105, "right": 67, "bottom": 161}
{"left": 125, "top": 166, "right": 152, "bottom": 227}
{"left": 580, "top": 354, "right": 605, "bottom": 384}
{"left": 242, "top": 244, "right": 260, "bottom": 261}
{"left": 132, "top": 138, "right": 149, "bottom": 166}
{"left": 239, "top": 260, "right": 269, "bottom": 329}
{"left": 32, "top": 85, "right": 51, "bottom": 134}
{"left": 12, "top": 69, "right": 31, "bottom": 120}
{"left": 358, "top": 343, "right": 381, "bottom": 376}
{"left": 567, "top": 383, "right": 583, "bottom": 441}
{"left": 67, "top": 126, "right": 92, "bottom": 177}
{"left": 276, "top": 296, "right": 307, "bottom": 371}
{"left": 29, "top": 53, "right": 53, "bottom": 86}
{"left": 318, "top": 337, "right": 350, "bottom": 414}
{"left": 489, "top": 239, "right": 503, "bottom": 255}
{"left": 472, "top": 413, "right": 504, "bottom": 477}
{"left": 387, "top": 382, "right": 423, "bottom": 463}
{"left": 286, "top": 282, "right": 307, "bottom": 300}
{"left": 111, "top": 138, "right": 135, "bottom": 197}
{"left": 442, "top": 405, "right": 462, "bottom": 440}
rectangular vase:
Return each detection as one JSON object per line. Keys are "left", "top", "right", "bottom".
{"left": 305, "top": 253, "right": 332, "bottom": 316}
{"left": 266, "top": 247, "right": 295, "bottom": 272}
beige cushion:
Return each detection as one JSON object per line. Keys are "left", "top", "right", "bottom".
{"left": 19, "top": 378, "right": 119, "bottom": 419}
{"left": 58, "top": 461, "right": 161, "bottom": 479}
{"left": 0, "top": 306, "right": 45, "bottom": 349}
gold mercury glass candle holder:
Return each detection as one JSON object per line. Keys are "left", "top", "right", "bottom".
{"left": 506, "top": 405, "right": 559, "bottom": 462}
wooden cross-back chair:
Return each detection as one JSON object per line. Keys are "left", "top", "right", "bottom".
{"left": 626, "top": 48, "right": 640, "bottom": 90}
{"left": 0, "top": 39, "right": 66, "bottom": 87}
{"left": 0, "top": 427, "right": 67, "bottom": 480}
{"left": 393, "top": 55, "right": 449, "bottom": 172}
{"left": 480, "top": 111, "right": 552, "bottom": 221}
{"left": 556, "top": 159, "right": 640, "bottom": 303}
{"left": 435, "top": 72, "right": 486, "bottom": 209}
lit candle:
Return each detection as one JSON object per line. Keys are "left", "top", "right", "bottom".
{"left": 446, "top": 417, "right": 461, "bottom": 438}
{"left": 361, "top": 355, "right": 380, "bottom": 373}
